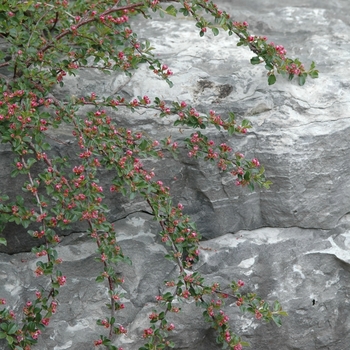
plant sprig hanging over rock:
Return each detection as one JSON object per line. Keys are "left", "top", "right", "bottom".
{"left": 0, "top": 0, "right": 315, "bottom": 349}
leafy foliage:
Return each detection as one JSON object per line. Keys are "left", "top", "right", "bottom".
{"left": 0, "top": 0, "right": 315, "bottom": 349}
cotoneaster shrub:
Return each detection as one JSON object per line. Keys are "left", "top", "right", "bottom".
{"left": 0, "top": 1, "right": 317, "bottom": 349}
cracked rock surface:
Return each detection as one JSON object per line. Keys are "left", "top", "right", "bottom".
{"left": 1, "top": 0, "right": 350, "bottom": 349}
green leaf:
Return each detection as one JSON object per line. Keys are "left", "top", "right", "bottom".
{"left": 139, "top": 139, "right": 149, "bottom": 151}
{"left": 95, "top": 275, "right": 105, "bottom": 283}
{"left": 298, "top": 73, "right": 307, "bottom": 86}
{"left": 240, "top": 341, "right": 250, "bottom": 346}
{"left": 11, "top": 169, "right": 19, "bottom": 178}
{"left": 165, "top": 5, "right": 177, "bottom": 16}
{"left": 268, "top": 74, "right": 276, "bottom": 85}
{"left": 0, "top": 332, "right": 6, "bottom": 339}
{"left": 241, "top": 119, "right": 251, "bottom": 127}
{"left": 250, "top": 56, "right": 261, "bottom": 65}
{"left": 123, "top": 256, "right": 132, "bottom": 266}
{"left": 179, "top": 8, "right": 189, "bottom": 16}
{"left": 228, "top": 126, "right": 235, "bottom": 135}
{"left": 273, "top": 300, "right": 281, "bottom": 311}
{"left": 6, "top": 335, "right": 13, "bottom": 345}
{"left": 222, "top": 341, "right": 229, "bottom": 349}
{"left": 27, "top": 158, "right": 37, "bottom": 167}
{"left": 272, "top": 315, "right": 282, "bottom": 327}
{"left": 309, "top": 70, "right": 319, "bottom": 79}
{"left": 164, "top": 254, "right": 174, "bottom": 261}
{"left": 167, "top": 340, "right": 175, "bottom": 348}
{"left": 165, "top": 78, "right": 173, "bottom": 88}
{"left": 7, "top": 323, "right": 17, "bottom": 335}
{"left": 41, "top": 142, "right": 51, "bottom": 151}
{"left": 0, "top": 237, "right": 7, "bottom": 246}
{"left": 211, "top": 27, "right": 219, "bottom": 36}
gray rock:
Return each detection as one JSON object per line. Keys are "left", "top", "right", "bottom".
{"left": 1, "top": 215, "right": 350, "bottom": 350}
{"left": 1, "top": 0, "right": 350, "bottom": 349}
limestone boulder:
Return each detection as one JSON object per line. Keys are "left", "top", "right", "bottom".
{"left": 1, "top": 0, "right": 350, "bottom": 349}
{"left": 1, "top": 214, "right": 350, "bottom": 350}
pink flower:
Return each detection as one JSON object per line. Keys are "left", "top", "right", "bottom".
{"left": 255, "top": 310, "right": 263, "bottom": 320}
{"left": 118, "top": 325, "right": 127, "bottom": 334}
{"left": 31, "top": 329, "right": 41, "bottom": 339}
{"left": 51, "top": 301, "right": 58, "bottom": 313}
{"left": 101, "top": 319, "right": 110, "bottom": 328}
{"left": 149, "top": 312, "right": 158, "bottom": 320}
{"left": 237, "top": 280, "right": 244, "bottom": 287}
{"left": 35, "top": 267, "right": 44, "bottom": 277}
{"left": 182, "top": 289, "right": 190, "bottom": 299}
{"left": 42, "top": 318, "right": 50, "bottom": 326}
{"left": 94, "top": 339, "right": 103, "bottom": 346}
{"left": 110, "top": 185, "right": 118, "bottom": 192}
{"left": 143, "top": 328, "right": 153, "bottom": 338}
{"left": 167, "top": 323, "right": 175, "bottom": 331}
{"left": 57, "top": 275, "right": 67, "bottom": 286}
{"left": 252, "top": 158, "right": 260, "bottom": 167}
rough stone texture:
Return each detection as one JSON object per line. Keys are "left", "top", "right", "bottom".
{"left": 1, "top": 0, "right": 350, "bottom": 349}
{"left": 1, "top": 215, "right": 350, "bottom": 350}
